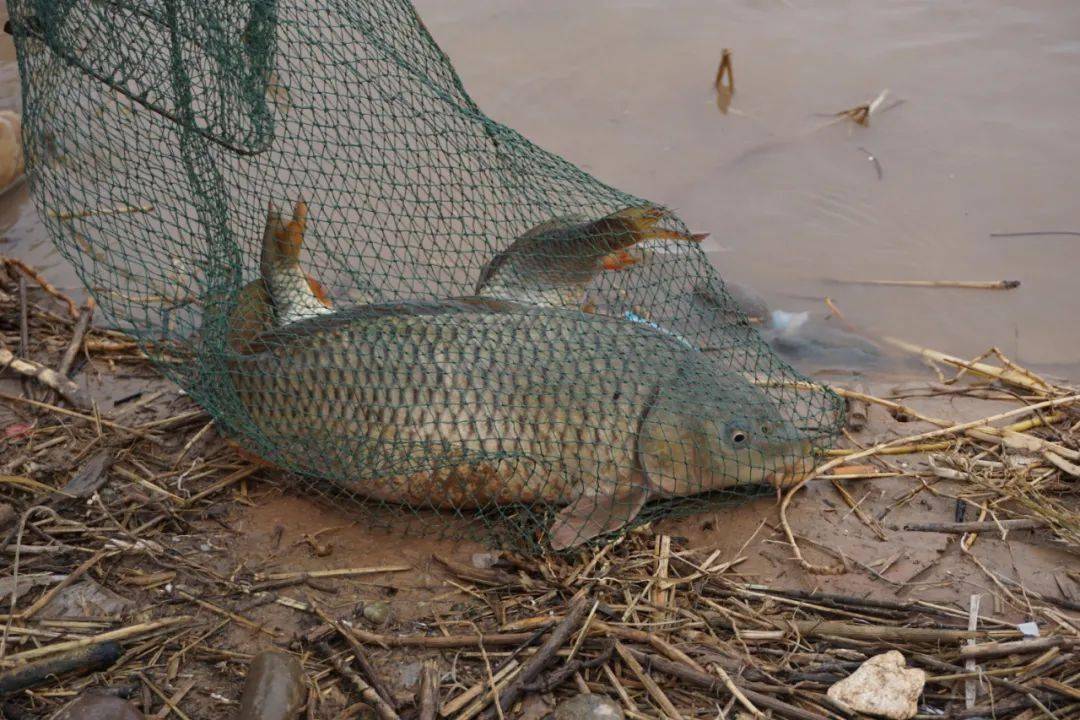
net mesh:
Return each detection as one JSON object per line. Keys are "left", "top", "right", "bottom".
{"left": 10, "top": 0, "right": 844, "bottom": 550}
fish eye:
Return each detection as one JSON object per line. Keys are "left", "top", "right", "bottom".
{"left": 730, "top": 429, "right": 748, "bottom": 445}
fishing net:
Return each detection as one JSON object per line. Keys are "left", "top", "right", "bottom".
{"left": 9, "top": 0, "right": 844, "bottom": 550}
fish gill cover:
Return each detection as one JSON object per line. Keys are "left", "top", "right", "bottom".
{"left": 9, "top": 0, "right": 843, "bottom": 550}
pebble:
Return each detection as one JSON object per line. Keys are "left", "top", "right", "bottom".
{"left": 395, "top": 660, "right": 422, "bottom": 690}
{"left": 827, "top": 650, "right": 926, "bottom": 720}
{"left": 554, "top": 693, "right": 625, "bottom": 720}
{"left": 42, "top": 579, "right": 134, "bottom": 618}
{"left": 471, "top": 552, "right": 500, "bottom": 569}
{"left": 363, "top": 600, "right": 390, "bottom": 625}
{"left": 54, "top": 694, "right": 143, "bottom": 720}
{"left": 237, "top": 651, "right": 306, "bottom": 720}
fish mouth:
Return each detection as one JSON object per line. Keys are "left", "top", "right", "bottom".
{"left": 763, "top": 447, "right": 817, "bottom": 489}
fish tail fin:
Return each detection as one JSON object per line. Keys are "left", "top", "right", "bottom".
{"left": 259, "top": 201, "right": 286, "bottom": 271}
{"left": 284, "top": 201, "right": 333, "bottom": 308}
{"left": 273, "top": 199, "right": 308, "bottom": 263}
{"left": 231, "top": 201, "right": 288, "bottom": 350}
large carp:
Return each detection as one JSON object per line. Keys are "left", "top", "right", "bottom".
{"left": 226, "top": 298, "right": 814, "bottom": 549}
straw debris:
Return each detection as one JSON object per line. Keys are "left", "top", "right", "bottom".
{"left": 0, "top": 260, "right": 1077, "bottom": 719}
{"left": 714, "top": 48, "right": 735, "bottom": 113}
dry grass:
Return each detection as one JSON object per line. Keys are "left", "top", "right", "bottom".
{"left": 0, "top": 262, "right": 1076, "bottom": 719}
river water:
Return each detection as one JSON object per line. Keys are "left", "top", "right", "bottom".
{"left": 3, "top": 0, "right": 1079, "bottom": 378}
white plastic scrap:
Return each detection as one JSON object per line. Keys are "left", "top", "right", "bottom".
{"left": 771, "top": 309, "right": 809, "bottom": 335}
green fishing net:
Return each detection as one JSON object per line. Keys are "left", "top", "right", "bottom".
{"left": 10, "top": 0, "right": 843, "bottom": 550}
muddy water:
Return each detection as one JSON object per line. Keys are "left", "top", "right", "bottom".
{"left": 412, "top": 0, "right": 1080, "bottom": 376}
{"left": 2, "top": 1, "right": 1080, "bottom": 377}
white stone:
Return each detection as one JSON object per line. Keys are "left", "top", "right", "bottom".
{"left": 827, "top": 651, "right": 926, "bottom": 720}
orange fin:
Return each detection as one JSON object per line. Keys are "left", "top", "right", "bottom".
{"left": 273, "top": 199, "right": 308, "bottom": 261}
{"left": 224, "top": 438, "right": 278, "bottom": 469}
{"left": 549, "top": 480, "right": 649, "bottom": 550}
{"left": 264, "top": 202, "right": 286, "bottom": 240}
{"left": 600, "top": 249, "right": 641, "bottom": 271}
{"left": 305, "top": 272, "right": 333, "bottom": 308}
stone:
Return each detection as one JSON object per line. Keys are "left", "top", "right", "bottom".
{"left": 0, "top": 110, "right": 24, "bottom": 192}
{"left": 827, "top": 650, "right": 926, "bottom": 720}
{"left": 61, "top": 450, "right": 113, "bottom": 498}
{"left": 42, "top": 579, "right": 134, "bottom": 619}
{"left": 394, "top": 660, "right": 422, "bottom": 690}
{"left": 237, "top": 651, "right": 307, "bottom": 720}
{"left": 363, "top": 600, "right": 390, "bottom": 625}
{"left": 471, "top": 552, "right": 501, "bottom": 569}
{"left": 54, "top": 694, "right": 143, "bottom": 720}
{"left": 554, "top": 693, "right": 625, "bottom": 720}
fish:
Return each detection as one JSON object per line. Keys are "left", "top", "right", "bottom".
{"left": 476, "top": 205, "right": 707, "bottom": 310}
{"left": 0, "top": 110, "right": 25, "bottom": 195}
{"left": 228, "top": 201, "right": 336, "bottom": 353}
{"left": 227, "top": 298, "right": 814, "bottom": 549}
{"left": 260, "top": 200, "right": 335, "bottom": 326}
{"left": 232, "top": 203, "right": 703, "bottom": 347}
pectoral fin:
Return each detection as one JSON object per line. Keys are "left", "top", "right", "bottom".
{"left": 600, "top": 248, "right": 641, "bottom": 271}
{"left": 228, "top": 279, "right": 273, "bottom": 353}
{"left": 548, "top": 478, "right": 649, "bottom": 550}
{"left": 304, "top": 273, "right": 334, "bottom": 308}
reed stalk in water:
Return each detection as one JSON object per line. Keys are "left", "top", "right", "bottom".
{"left": 826, "top": 278, "right": 1020, "bottom": 290}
